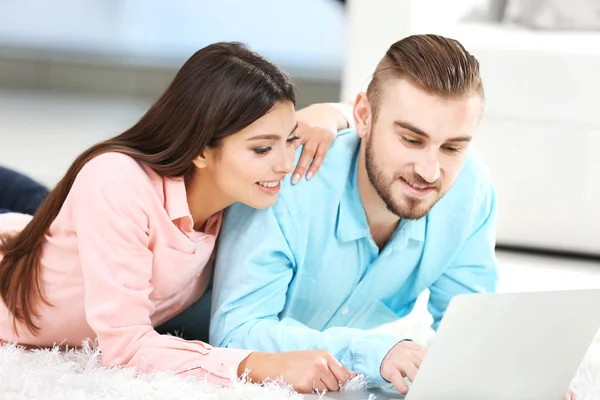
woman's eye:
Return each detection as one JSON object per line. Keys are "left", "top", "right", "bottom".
{"left": 253, "top": 147, "right": 271, "bottom": 155}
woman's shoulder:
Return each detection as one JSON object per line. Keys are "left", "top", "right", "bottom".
{"left": 80, "top": 152, "right": 147, "bottom": 178}
{"left": 71, "top": 152, "right": 161, "bottom": 206}
{"left": 75, "top": 152, "right": 159, "bottom": 189}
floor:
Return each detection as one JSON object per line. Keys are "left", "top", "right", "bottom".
{"left": 2, "top": 88, "right": 600, "bottom": 294}
{"left": 0, "top": 89, "right": 152, "bottom": 186}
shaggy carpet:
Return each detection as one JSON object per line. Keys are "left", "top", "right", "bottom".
{"left": 0, "top": 339, "right": 599, "bottom": 400}
{"left": 0, "top": 341, "right": 372, "bottom": 400}
{"left": 0, "top": 309, "right": 598, "bottom": 399}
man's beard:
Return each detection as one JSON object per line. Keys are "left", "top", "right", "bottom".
{"left": 364, "top": 132, "right": 442, "bottom": 220}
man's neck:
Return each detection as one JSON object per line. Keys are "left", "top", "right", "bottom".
{"left": 356, "top": 146, "right": 400, "bottom": 250}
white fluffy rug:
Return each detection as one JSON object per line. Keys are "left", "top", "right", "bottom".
{"left": 0, "top": 342, "right": 302, "bottom": 400}
{"left": 0, "top": 341, "right": 373, "bottom": 400}
{"left": 571, "top": 342, "right": 600, "bottom": 400}
{"left": 1, "top": 340, "right": 599, "bottom": 400}
{"left": 1, "top": 302, "right": 599, "bottom": 400}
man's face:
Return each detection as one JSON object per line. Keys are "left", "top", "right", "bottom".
{"left": 356, "top": 79, "right": 483, "bottom": 219}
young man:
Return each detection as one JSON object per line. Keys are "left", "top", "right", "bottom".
{"left": 210, "top": 34, "right": 498, "bottom": 394}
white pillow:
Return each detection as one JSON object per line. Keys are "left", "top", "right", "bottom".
{"left": 505, "top": 0, "right": 600, "bottom": 30}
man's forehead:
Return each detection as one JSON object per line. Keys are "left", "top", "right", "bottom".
{"left": 375, "top": 84, "right": 482, "bottom": 141}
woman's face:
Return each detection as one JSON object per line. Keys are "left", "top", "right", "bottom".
{"left": 200, "top": 101, "right": 299, "bottom": 209}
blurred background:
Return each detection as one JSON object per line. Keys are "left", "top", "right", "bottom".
{"left": 1, "top": 0, "right": 600, "bottom": 299}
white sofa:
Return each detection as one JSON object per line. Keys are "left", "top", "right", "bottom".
{"left": 451, "top": 23, "right": 600, "bottom": 256}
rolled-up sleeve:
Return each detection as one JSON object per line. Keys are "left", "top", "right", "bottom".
{"left": 70, "top": 154, "right": 250, "bottom": 383}
{"left": 327, "top": 101, "right": 355, "bottom": 130}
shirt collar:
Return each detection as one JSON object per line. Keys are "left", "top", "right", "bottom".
{"left": 163, "top": 176, "right": 191, "bottom": 222}
{"left": 163, "top": 176, "right": 222, "bottom": 238}
{"left": 336, "top": 145, "right": 371, "bottom": 243}
{"left": 390, "top": 215, "right": 426, "bottom": 250}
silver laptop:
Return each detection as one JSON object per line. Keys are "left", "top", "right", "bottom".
{"left": 305, "top": 289, "right": 600, "bottom": 400}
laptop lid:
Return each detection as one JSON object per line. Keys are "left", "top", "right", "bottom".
{"left": 406, "top": 289, "right": 600, "bottom": 400}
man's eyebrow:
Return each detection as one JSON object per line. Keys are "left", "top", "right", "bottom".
{"left": 395, "top": 120, "right": 472, "bottom": 142}
{"left": 394, "top": 120, "right": 429, "bottom": 138}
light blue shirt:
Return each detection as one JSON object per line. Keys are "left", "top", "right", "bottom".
{"left": 210, "top": 129, "right": 498, "bottom": 385}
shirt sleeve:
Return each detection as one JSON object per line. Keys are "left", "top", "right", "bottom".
{"left": 326, "top": 100, "right": 356, "bottom": 130}
{"left": 69, "top": 154, "right": 251, "bottom": 384}
{"left": 427, "top": 183, "right": 500, "bottom": 329}
{"left": 210, "top": 202, "right": 400, "bottom": 386}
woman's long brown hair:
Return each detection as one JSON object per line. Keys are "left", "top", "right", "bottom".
{"left": 0, "top": 42, "right": 295, "bottom": 335}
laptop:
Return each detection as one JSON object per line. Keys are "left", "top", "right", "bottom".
{"left": 305, "top": 289, "right": 600, "bottom": 400}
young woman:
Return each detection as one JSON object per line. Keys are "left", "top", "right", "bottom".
{"left": 0, "top": 42, "right": 353, "bottom": 394}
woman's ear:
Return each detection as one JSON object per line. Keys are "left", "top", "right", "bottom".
{"left": 192, "top": 152, "right": 208, "bottom": 170}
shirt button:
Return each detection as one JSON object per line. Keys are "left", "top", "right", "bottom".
{"left": 341, "top": 308, "right": 349, "bottom": 315}
{"left": 204, "top": 235, "right": 215, "bottom": 244}
{"left": 124, "top": 282, "right": 131, "bottom": 288}
{"left": 217, "top": 363, "right": 224, "bottom": 372}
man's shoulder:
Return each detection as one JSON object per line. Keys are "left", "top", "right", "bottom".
{"left": 276, "top": 129, "right": 360, "bottom": 214}
{"left": 319, "top": 128, "right": 361, "bottom": 164}
{"left": 459, "top": 147, "right": 494, "bottom": 196}
{"left": 295, "top": 128, "right": 360, "bottom": 185}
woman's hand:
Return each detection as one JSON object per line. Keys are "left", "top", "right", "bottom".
{"left": 238, "top": 350, "right": 356, "bottom": 393}
{"left": 291, "top": 103, "right": 350, "bottom": 185}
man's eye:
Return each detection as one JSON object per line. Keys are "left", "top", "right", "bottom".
{"left": 402, "top": 137, "right": 421, "bottom": 145}
{"left": 443, "top": 146, "right": 461, "bottom": 154}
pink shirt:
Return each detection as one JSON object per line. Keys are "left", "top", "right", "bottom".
{"left": 0, "top": 153, "right": 251, "bottom": 383}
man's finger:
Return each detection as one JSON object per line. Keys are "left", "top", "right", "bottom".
{"left": 563, "top": 389, "right": 576, "bottom": 400}
{"left": 413, "top": 350, "right": 426, "bottom": 368}
{"left": 402, "top": 363, "right": 419, "bottom": 383}
{"left": 388, "top": 369, "right": 408, "bottom": 395}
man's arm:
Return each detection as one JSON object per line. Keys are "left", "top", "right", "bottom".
{"left": 427, "top": 184, "right": 499, "bottom": 329}
{"left": 210, "top": 202, "right": 401, "bottom": 385}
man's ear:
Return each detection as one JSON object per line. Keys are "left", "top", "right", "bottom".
{"left": 353, "top": 91, "right": 371, "bottom": 139}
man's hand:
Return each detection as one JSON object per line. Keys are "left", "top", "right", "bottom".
{"left": 239, "top": 350, "right": 356, "bottom": 393}
{"left": 380, "top": 340, "right": 428, "bottom": 395}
